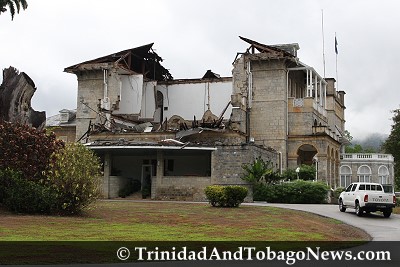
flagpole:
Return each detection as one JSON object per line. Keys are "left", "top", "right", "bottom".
{"left": 321, "top": 9, "right": 326, "bottom": 78}
{"left": 335, "top": 32, "right": 339, "bottom": 90}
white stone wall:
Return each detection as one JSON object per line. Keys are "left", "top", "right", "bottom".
{"left": 156, "top": 80, "right": 232, "bottom": 120}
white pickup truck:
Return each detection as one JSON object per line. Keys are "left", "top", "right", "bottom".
{"left": 338, "top": 182, "right": 396, "bottom": 218}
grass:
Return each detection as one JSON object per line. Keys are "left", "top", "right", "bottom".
{"left": 0, "top": 201, "right": 371, "bottom": 265}
{"left": 0, "top": 200, "right": 369, "bottom": 242}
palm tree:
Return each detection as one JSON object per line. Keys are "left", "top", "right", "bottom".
{"left": 0, "top": 0, "right": 28, "bottom": 20}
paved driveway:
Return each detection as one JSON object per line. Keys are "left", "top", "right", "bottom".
{"left": 245, "top": 202, "right": 400, "bottom": 241}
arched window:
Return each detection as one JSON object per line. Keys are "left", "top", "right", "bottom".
{"left": 378, "top": 166, "right": 390, "bottom": 184}
{"left": 340, "top": 165, "right": 352, "bottom": 187}
{"left": 357, "top": 165, "right": 371, "bottom": 183}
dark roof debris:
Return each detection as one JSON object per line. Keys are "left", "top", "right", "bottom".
{"left": 239, "top": 36, "right": 299, "bottom": 58}
{"left": 202, "top": 70, "right": 221, "bottom": 79}
{"left": 64, "top": 43, "right": 173, "bottom": 81}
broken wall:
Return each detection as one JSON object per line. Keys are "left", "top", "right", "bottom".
{"left": 231, "top": 55, "right": 288, "bottom": 169}
{"left": 157, "top": 79, "right": 232, "bottom": 121}
{"left": 75, "top": 71, "right": 104, "bottom": 140}
{"left": 113, "top": 74, "right": 143, "bottom": 115}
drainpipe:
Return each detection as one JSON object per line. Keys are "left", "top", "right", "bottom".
{"left": 103, "top": 69, "right": 108, "bottom": 99}
{"left": 246, "top": 60, "right": 253, "bottom": 143}
{"left": 247, "top": 61, "right": 253, "bottom": 109}
{"left": 103, "top": 69, "right": 111, "bottom": 129}
{"left": 286, "top": 70, "right": 289, "bottom": 136}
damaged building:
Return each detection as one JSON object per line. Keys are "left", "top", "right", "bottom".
{"left": 64, "top": 37, "right": 347, "bottom": 200}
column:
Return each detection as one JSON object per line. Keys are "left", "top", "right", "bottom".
{"left": 154, "top": 150, "right": 164, "bottom": 199}
{"left": 314, "top": 73, "right": 318, "bottom": 102}
{"left": 103, "top": 153, "right": 111, "bottom": 199}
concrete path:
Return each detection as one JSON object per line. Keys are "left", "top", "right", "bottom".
{"left": 245, "top": 202, "right": 400, "bottom": 241}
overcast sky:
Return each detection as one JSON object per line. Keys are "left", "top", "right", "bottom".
{"left": 1, "top": 0, "right": 399, "bottom": 140}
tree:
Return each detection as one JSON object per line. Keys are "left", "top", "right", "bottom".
{"left": 383, "top": 109, "right": 400, "bottom": 190}
{"left": 242, "top": 157, "right": 280, "bottom": 185}
{"left": 44, "top": 142, "right": 101, "bottom": 214}
{"left": 344, "top": 130, "right": 353, "bottom": 143}
{"left": 0, "top": 0, "right": 28, "bottom": 20}
{"left": 0, "top": 121, "right": 64, "bottom": 181}
{"left": 297, "top": 164, "right": 316, "bottom": 181}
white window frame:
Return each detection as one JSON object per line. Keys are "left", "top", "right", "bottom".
{"left": 339, "top": 165, "right": 352, "bottom": 187}
{"left": 378, "top": 165, "right": 390, "bottom": 184}
{"left": 357, "top": 165, "right": 371, "bottom": 183}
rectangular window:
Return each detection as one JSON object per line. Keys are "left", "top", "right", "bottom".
{"left": 164, "top": 150, "right": 211, "bottom": 177}
{"left": 340, "top": 175, "right": 351, "bottom": 188}
{"left": 359, "top": 184, "right": 365, "bottom": 191}
{"left": 380, "top": 176, "right": 389, "bottom": 184}
{"left": 358, "top": 175, "right": 371, "bottom": 183}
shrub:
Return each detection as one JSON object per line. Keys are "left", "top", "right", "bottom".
{"left": 298, "top": 164, "right": 316, "bottom": 181}
{"left": 0, "top": 121, "right": 64, "bottom": 181}
{"left": 242, "top": 157, "right": 280, "bottom": 185}
{"left": 205, "top": 185, "right": 248, "bottom": 207}
{"left": 253, "top": 180, "right": 329, "bottom": 204}
{"left": 0, "top": 168, "right": 19, "bottom": 203}
{"left": 1, "top": 169, "right": 57, "bottom": 214}
{"left": 333, "top": 187, "right": 345, "bottom": 199}
{"left": 132, "top": 179, "right": 141, "bottom": 193}
{"left": 43, "top": 143, "right": 101, "bottom": 215}
{"left": 281, "top": 169, "right": 297, "bottom": 181}
{"left": 204, "top": 185, "right": 225, "bottom": 207}
{"left": 118, "top": 187, "right": 131, "bottom": 198}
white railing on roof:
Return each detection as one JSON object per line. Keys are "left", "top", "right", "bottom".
{"left": 340, "top": 153, "right": 394, "bottom": 161}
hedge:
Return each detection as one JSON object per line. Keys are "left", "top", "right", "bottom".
{"left": 0, "top": 169, "right": 57, "bottom": 214}
{"left": 253, "top": 180, "right": 329, "bottom": 204}
{"left": 204, "top": 185, "right": 248, "bottom": 207}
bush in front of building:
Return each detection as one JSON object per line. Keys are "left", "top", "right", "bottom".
{"left": 241, "top": 157, "right": 281, "bottom": 185}
{"left": 0, "top": 121, "right": 64, "bottom": 182}
{"left": 253, "top": 180, "right": 329, "bottom": 204}
{"left": 1, "top": 169, "right": 58, "bottom": 214}
{"left": 43, "top": 142, "right": 102, "bottom": 215}
{"left": 205, "top": 185, "right": 248, "bottom": 207}
{"left": 0, "top": 122, "right": 101, "bottom": 215}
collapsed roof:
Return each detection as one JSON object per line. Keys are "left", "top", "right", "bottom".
{"left": 64, "top": 43, "right": 173, "bottom": 81}
{"left": 239, "top": 36, "right": 299, "bottom": 58}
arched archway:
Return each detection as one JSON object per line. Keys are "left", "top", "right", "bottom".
{"left": 297, "top": 144, "right": 318, "bottom": 165}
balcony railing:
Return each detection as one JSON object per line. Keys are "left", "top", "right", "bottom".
{"left": 289, "top": 97, "right": 327, "bottom": 118}
{"left": 340, "top": 153, "right": 394, "bottom": 161}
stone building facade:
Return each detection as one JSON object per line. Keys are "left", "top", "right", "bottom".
{"left": 64, "top": 37, "right": 348, "bottom": 200}
{"left": 339, "top": 153, "right": 395, "bottom": 188}
{"left": 231, "top": 37, "right": 346, "bottom": 188}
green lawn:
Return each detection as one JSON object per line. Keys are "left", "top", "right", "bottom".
{"left": 0, "top": 200, "right": 369, "bottom": 241}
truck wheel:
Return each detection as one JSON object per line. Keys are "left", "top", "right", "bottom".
{"left": 339, "top": 199, "right": 346, "bottom": 212}
{"left": 355, "top": 202, "right": 363, "bottom": 217}
{"left": 383, "top": 210, "right": 392, "bottom": 218}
